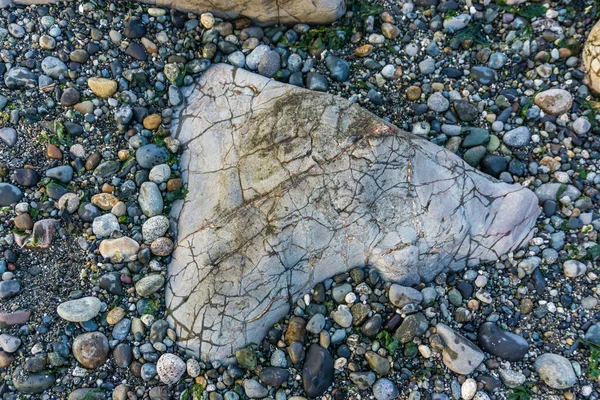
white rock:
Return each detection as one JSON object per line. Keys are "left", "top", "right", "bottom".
{"left": 156, "top": 353, "right": 186, "bottom": 384}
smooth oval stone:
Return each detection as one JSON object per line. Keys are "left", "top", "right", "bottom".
{"left": 302, "top": 344, "right": 333, "bottom": 397}
{"left": 477, "top": 322, "right": 528, "bottom": 362}
{"left": 113, "top": 343, "right": 133, "bottom": 368}
{"left": 136, "top": 144, "right": 169, "bottom": 169}
{"left": 0, "top": 183, "right": 23, "bottom": 206}
{"left": 12, "top": 367, "right": 55, "bottom": 394}
{"left": 259, "top": 367, "right": 290, "bottom": 387}
{"left": 57, "top": 296, "right": 102, "bottom": 322}
{"left": 14, "top": 168, "right": 39, "bottom": 187}
{"left": 72, "top": 332, "right": 109, "bottom": 369}
{"left": 534, "top": 353, "right": 577, "bottom": 389}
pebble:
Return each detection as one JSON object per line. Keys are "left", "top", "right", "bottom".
{"left": 563, "top": 259, "right": 587, "bottom": 277}
{"left": 156, "top": 353, "right": 186, "bottom": 384}
{"left": 534, "top": 89, "right": 573, "bottom": 115}
{"left": 0, "top": 128, "right": 18, "bottom": 147}
{"left": 136, "top": 274, "right": 165, "bottom": 297}
{"left": 72, "top": 332, "right": 109, "bottom": 369}
{"left": 534, "top": 353, "right": 577, "bottom": 389}
{"left": 373, "top": 378, "right": 399, "bottom": 400}
{"left": 302, "top": 345, "right": 333, "bottom": 397}
{"left": 56, "top": 297, "right": 102, "bottom": 322}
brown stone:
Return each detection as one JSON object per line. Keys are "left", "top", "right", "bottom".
{"left": 87, "top": 77, "right": 118, "bottom": 98}
{"left": 13, "top": 214, "right": 33, "bottom": 231}
{"left": 74, "top": 101, "right": 94, "bottom": 115}
{"left": 285, "top": 316, "right": 306, "bottom": 344}
{"left": 143, "top": 114, "right": 162, "bottom": 130}
{"left": 0, "top": 351, "right": 15, "bottom": 368}
{"left": 354, "top": 44, "right": 373, "bottom": 57}
{"left": 167, "top": 178, "right": 183, "bottom": 192}
{"left": 85, "top": 153, "right": 101, "bottom": 171}
{"left": 118, "top": 150, "right": 130, "bottom": 161}
{"left": 46, "top": 143, "right": 62, "bottom": 159}
{"left": 141, "top": 37, "right": 158, "bottom": 55}
{"left": 406, "top": 86, "right": 422, "bottom": 101}
{"left": 91, "top": 193, "right": 119, "bottom": 210}
{"left": 72, "top": 332, "right": 109, "bottom": 369}
{"left": 106, "top": 307, "right": 126, "bottom": 325}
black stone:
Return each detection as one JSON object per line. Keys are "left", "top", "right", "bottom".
{"left": 302, "top": 344, "right": 333, "bottom": 398}
{"left": 170, "top": 9, "right": 186, "bottom": 28}
{"left": 454, "top": 100, "right": 478, "bottom": 122}
{"left": 456, "top": 282, "right": 473, "bottom": 299}
{"left": 113, "top": 343, "right": 132, "bottom": 368}
{"left": 14, "top": 169, "right": 39, "bottom": 187}
{"left": 98, "top": 272, "right": 122, "bottom": 295}
{"left": 125, "top": 43, "right": 147, "bottom": 61}
{"left": 124, "top": 17, "right": 146, "bottom": 39}
{"left": 543, "top": 200, "right": 556, "bottom": 217}
{"left": 441, "top": 67, "right": 462, "bottom": 78}
{"left": 259, "top": 367, "right": 290, "bottom": 387}
{"left": 480, "top": 154, "right": 507, "bottom": 177}
{"left": 477, "top": 322, "right": 528, "bottom": 362}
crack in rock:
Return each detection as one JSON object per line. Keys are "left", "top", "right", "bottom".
{"left": 166, "top": 64, "right": 540, "bottom": 361}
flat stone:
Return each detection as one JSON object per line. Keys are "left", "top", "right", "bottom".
{"left": 68, "top": 388, "right": 104, "bottom": 400}
{"left": 534, "top": 89, "right": 573, "bottom": 115}
{"left": 12, "top": 367, "right": 55, "bottom": 394}
{"left": 87, "top": 77, "right": 118, "bottom": 98}
{"left": 57, "top": 296, "right": 102, "bottom": 322}
{"left": 0, "top": 310, "right": 30, "bottom": 327}
{"left": 0, "top": 280, "right": 20, "bottom": 299}
{"left": 389, "top": 284, "right": 423, "bottom": 308}
{"left": 136, "top": 274, "right": 165, "bottom": 297}
{"left": 394, "top": 312, "right": 428, "bottom": 343}
{"left": 136, "top": 144, "right": 169, "bottom": 169}
{"left": 139, "top": 181, "right": 163, "bottom": 217}
{"left": 373, "top": 378, "right": 399, "bottom": 400}
{"left": 41, "top": 56, "right": 67, "bottom": 79}
{"left": 436, "top": 323, "right": 484, "bottom": 375}
{"left": 534, "top": 353, "right": 577, "bottom": 389}
{"left": 503, "top": 127, "right": 531, "bottom": 148}
{"left": 4, "top": 67, "right": 37, "bottom": 89}
{"left": 563, "top": 259, "right": 587, "bottom": 277}
{"left": 244, "top": 379, "right": 268, "bottom": 398}
{"left": 99, "top": 237, "right": 140, "bottom": 262}
{"left": 259, "top": 367, "right": 290, "bottom": 387}
{"left": 477, "top": 322, "right": 528, "bottom": 362}
{"left": 165, "top": 64, "right": 539, "bottom": 360}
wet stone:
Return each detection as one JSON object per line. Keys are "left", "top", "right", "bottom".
{"left": 477, "top": 322, "right": 528, "bottom": 362}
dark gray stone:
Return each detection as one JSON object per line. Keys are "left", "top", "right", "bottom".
{"left": 302, "top": 344, "right": 333, "bottom": 397}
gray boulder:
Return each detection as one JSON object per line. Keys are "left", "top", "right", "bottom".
{"left": 165, "top": 64, "right": 539, "bottom": 361}
{"left": 3, "top": 0, "right": 345, "bottom": 25}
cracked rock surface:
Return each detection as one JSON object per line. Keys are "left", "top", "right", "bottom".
{"left": 0, "top": 0, "right": 346, "bottom": 26}
{"left": 167, "top": 64, "right": 540, "bottom": 361}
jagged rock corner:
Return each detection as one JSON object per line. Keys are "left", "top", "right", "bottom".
{"left": 0, "top": 0, "right": 346, "bottom": 25}
{"left": 166, "top": 63, "right": 541, "bottom": 362}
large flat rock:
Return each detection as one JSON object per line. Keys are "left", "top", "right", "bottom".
{"left": 167, "top": 64, "right": 540, "bottom": 361}
{"left": 2, "top": 0, "right": 345, "bottom": 26}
